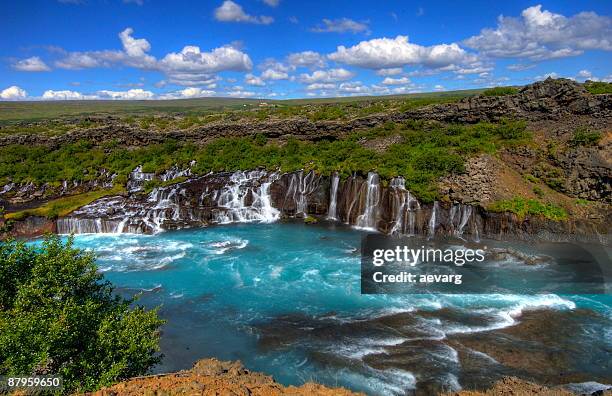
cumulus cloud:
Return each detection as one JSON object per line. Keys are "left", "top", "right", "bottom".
{"left": 375, "top": 68, "right": 403, "bottom": 76}
{"left": 53, "top": 28, "right": 252, "bottom": 87}
{"left": 381, "top": 76, "right": 411, "bottom": 85}
{"left": 507, "top": 63, "right": 536, "bottom": 71}
{"left": 464, "top": 5, "right": 612, "bottom": 60}
{"left": 245, "top": 73, "right": 266, "bottom": 86}
{"left": 214, "top": 1, "right": 273, "bottom": 25}
{"left": 299, "top": 68, "right": 355, "bottom": 83}
{"left": 262, "top": 0, "right": 279, "bottom": 6}
{"left": 0, "top": 86, "right": 27, "bottom": 100}
{"left": 261, "top": 68, "right": 289, "bottom": 80}
{"left": 97, "top": 89, "right": 155, "bottom": 100}
{"left": 311, "top": 18, "right": 370, "bottom": 34}
{"left": 306, "top": 83, "right": 336, "bottom": 91}
{"left": 158, "top": 87, "right": 216, "bottom": 99}
{"left": 55, "top": 28, "right": 156, "bottom": 70}
{"left": 12, "top": 56, "right": 51, "bottom": 72}
{"left": 328, "top": 35, "right": 477, "bottom": 69}
{"left": 160, "top": 45, "right": 252, "bottom": 75}
{"left": 42, "top": 90, "right": 87, "bottom": 100}
{"left": 286, "top": 51, "right": 326, "bottom": 69}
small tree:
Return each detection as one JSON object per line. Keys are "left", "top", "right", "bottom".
{"left": 0, "top": 235, "right": 164, "bottom": 393}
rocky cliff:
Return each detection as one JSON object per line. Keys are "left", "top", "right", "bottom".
{"left": 3, "top": 168, "right": 608, "bottom": 244}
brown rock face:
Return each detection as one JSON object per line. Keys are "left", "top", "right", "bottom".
{"left": 0, "top": 79, "right": 609, "bottom": 149}
{"left": 85, "top": 358, "right": 362, "bottom": 396}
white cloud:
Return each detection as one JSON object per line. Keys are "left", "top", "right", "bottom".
{"left": 338, "top": 82, "right": 370, "bottom": 94}
{"left": 381, "top": 76, "right": 411, "bottom": 85}
{"left": 287, "top": 51, "right": 326, "bottom": 69}
{"left": 214, "top": 1, "right": 273, "bottom": 25}
{"left": 53, "top": 28, "right": 252, "bottom": 87}
{"left": 97, "top": 89, "right": 155, "bottom": 100}
{"left": 534, "top": 72, "right": 560, "bottom": 81}
{"left": 42, "top": 90, "right": 87, "bottom": 100}
{"left": 375, "top": 68, "right": 403, "bottom": 76}
{"left": 507, "top": 63, "right": 536, "bottom": 71}
{"left": 123, "top": 0, "right": 144, "bottom": 5}
{"left": 160, "top": 45, "right": 252, "bottom": 75}
{"left": 0, "top": 86, "right": 27, "bottom": 100}
{"left": 261, "top": 68, "right": 289, "bottom": 80}
{"left": 12, "top": 56, "right": 51, "bottom": 72}
{"left": 299, "top": 68, "right": 355, "bottom": 83}
{"left": 226, "top": 88, "right": 257, "bottom": 97}
{"left": 434, "top": 84, "right": 445, "bottom": 91}
{"left": 311, "top": 18, "right": 369, "bottom": 34}
{"left": 262, "top": 0, "right": 279, "bottom": 6}
{"left": 464, "top": 5, "right": 612, "bottom": 60}
{"left": 158, "top": 87, "right": 216, "bottom": 99}
{"left": 245, "top": 73, "right": 266, "bottom": 86}
{"left": 306, "top": 83, "right": 336, "bottom": 91}
{"left": 329, "top": 35, "right": 477, "bottom": 69}
{"left": 55, "top": 28, "right": 156, "bottom": 70}
{"left": 577, "top": 69, "right": 592, "bottom": 79}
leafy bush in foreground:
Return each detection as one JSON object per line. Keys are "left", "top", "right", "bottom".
{"left": 0, "top": 236, "right": 164, "bottom": 393}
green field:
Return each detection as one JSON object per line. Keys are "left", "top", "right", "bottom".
{"left": 0, "top": 88, "right": 487, "bottom": 124}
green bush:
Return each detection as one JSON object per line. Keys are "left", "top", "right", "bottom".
{"left": 482, "top": 86, "right": 518, "bottom": 96}
{"left": 488, "top": 197, "right": 568, "bottom": 221}
{"left": 0, "top": 236, "right": 164, "bottom": 392}
{"left": 584, "top": 81, "right": 612, "bottom": 95}
{"left": 569, "top": 127, "right": 601, "bottom": 147}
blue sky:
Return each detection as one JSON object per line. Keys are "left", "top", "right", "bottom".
{"left": 1, "top": 0, "right": 611, "bottom": 100}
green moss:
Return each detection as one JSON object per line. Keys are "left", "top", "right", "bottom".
{"left": 482, "top": 87, "right": 518, "bottom": 96}
{"left": 584, "top": 81, "right": 612, "bottom": 95}
{"left": 5, "top": 185, "right": 125, "bottom": 220}
{"left": 488, "top": 197, "right": 568, "bottom": 221}
{"left": 304, "top": 215, "right": 318, "bottom": 224}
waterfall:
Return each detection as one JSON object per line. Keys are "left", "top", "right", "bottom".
{"left": 355, "top": 172, "right": 380, "bottom": 231}
{"left": 213, "top": 170, "right": 280, "bottom": 224}
{"left": 327, "top": 173, "right": 340, "bottom": 220}
{"left": 389, "top": 177, "right": 407, "bottom": 235}
{"left": 284, "top": 170, "right": 318, "bottom": 216}
{"left": 456, "top": 205, "right": 473, "bottom": 236}
{"left": 428, "top": 201, "right": 439, "bottom": 238}
{"left": 127, "top": 165, "right": 155, "bottom": 193}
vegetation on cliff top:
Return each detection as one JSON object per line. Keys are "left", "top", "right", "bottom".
{"left": 482, "top": 86, "right": 519, "bottom": 96}
{"left": 0, "top": 236, "right": 164, "bottom": 393}
{"left": 488, "top": 197, "right": 568, "bottom": 221}
{"left": 5, "top": 185, "right": 125, "bottom": 221}
{"left": 0, "top": 119, "right": 530, "bottom": 203}
{"left": 583, "top": 81, "right": 612, "bottom": 95}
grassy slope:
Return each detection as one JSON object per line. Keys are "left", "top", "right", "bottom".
{"left": 0, "top": 89, "right": 485, "bottom": 123}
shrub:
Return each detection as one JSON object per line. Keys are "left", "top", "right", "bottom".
{"left": 569, "top": 127, "right": 601, "bottom": 147}
{"left": 488, "top": 197, "right": 568, "bottom": 221}
{"left": 0, "top": 236, "right": 164, "bottom": 392}
{"left": 584, "top": 81, "right": 612, "bottom": 95}
{"left": 482, "top": 86, "right": 518, "bottom": 96}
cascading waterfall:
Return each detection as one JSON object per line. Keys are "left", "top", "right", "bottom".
{"left": 428, "top": 201, "right": 439, "bottom": 238}
{"left": 327, "top": 173, "right": 340, "bottom": 220}
{"left": 456, "top": 205, "right": 473, "bottom": 236}
{"left": 213, "top": 170, "right": 280, "bottom": 224}
{"left": 284, "top": 170, "right": 318, "bottom": 216}
{"left": 389, "top": 177, "right": 407, "bottom": 235}
{"left": 355, "top": 172, "right": 380, "bottom": 231}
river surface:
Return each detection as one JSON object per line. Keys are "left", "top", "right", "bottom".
{"left": 30, "top": 222, "right": 612, "bottom": 395}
